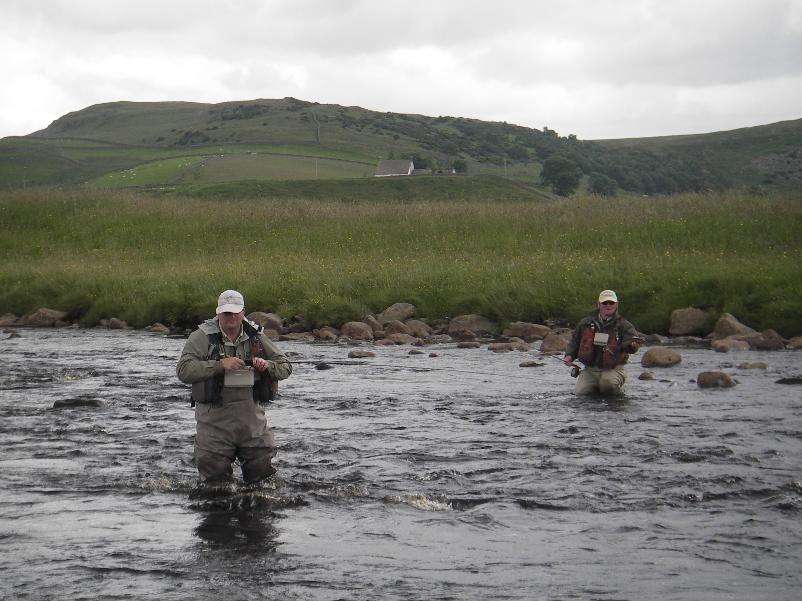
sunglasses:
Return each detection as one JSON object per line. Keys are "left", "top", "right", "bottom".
{"left": 601, "top": 301, "right": 617, "bottom": 305}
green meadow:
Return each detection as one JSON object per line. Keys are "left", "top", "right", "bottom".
{"left": 86, "top": 153, "right": 376, "bottom": 188}
{"left": 1, "top": 186, "right": 800, "bottom": 336}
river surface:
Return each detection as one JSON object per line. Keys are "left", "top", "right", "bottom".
{"left": 1, "top": 327, "right": 800, "bottom": 601}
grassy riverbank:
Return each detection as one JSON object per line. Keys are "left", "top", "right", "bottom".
{"left": 1, "top": 187, "right": 800, "bottom": 335}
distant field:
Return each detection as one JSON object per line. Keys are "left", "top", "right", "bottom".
{"left": 86, "top": 153, "right": 375, "bottom": 188}
{"left": 1, "top": 187, "right": 799, "bottom": 336}
{"left": 0, "top": 135, "right": 383, "bottom": 188}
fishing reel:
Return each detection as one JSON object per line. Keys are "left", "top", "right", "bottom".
{"left": 570, "top": 365, "right": 581, "bottom": 378}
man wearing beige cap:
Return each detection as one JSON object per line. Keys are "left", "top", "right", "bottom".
{"left": 563, "top": 289, "right": 642, "bottom": 395}
{"left": 177, "top": 289, "right": 292, "bottom": 484}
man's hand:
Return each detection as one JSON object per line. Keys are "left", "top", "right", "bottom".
{"left": 220, "top": 356, "right": 246, "bottom": 371}
{"left": 251, "top": 357, "right": 271, "bottom": 373}
{"left": 624, "top": 340, "right": 642, "bottom": 353}
{"left": 563, "top": 355, "right": 574, "bottom": 366}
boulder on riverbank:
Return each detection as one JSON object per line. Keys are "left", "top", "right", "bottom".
{"left": 378, "top": 303, "right": 416, "bottom": 324}
{"left": 745, "top": 329, "right": 786, "bottom": 351}
{"left": 448, "top": 314, "right": 497, "bottom": 337}
{"left": 340, "top": 321, "right": 374, "bottom": 341}
{"left": 737, "top": 362, "right": 768, "bottom": 370}
{"left": 707, "top": 314, "right": 788, "bottom": 351}
{"left": 502, "top": 322, "right": 551, "bottom": 342}
{"left": 539, "top": 332, "right": 569, "bottom": 353}
{"left": 405, "top": 319, "right": 432, "bottom": 338}
{"left": 711, "top": 313, "right": 757, "bottom": 341}
{"left": 21, "top": 308, "right": 69, "bottom": 327}
{"left": 711, "top": 337, "right": 751, "bottom": 353}
{"left": 384, "top": 333, "right": 422, "bottom": 345}
{"left": 383, "top": 320, "right": 412, "bottom": 336}
{"left": 0, "top": 313, "right": 20, "bottom": 326}
{"left": 248, "top": 312, "right": 284, "bottom": 332}
{"left": 669, "top": 307, "right": 710, "bottom": 337}
{"left": 697, "top": 371, "right": 735, "bottom": 388}
{"left": 488, "top": 341, "right": 531, "bottom": 353}
{"left": 641, "top": 347, "right": 682, "bottom": 367}
{"left": 106, "top": 317, "right": 129, "bottom": 330}
{"left": 457, "top": 341, "right": 482, "bottom": 349}
{"left": 52, "top": 397, "right": 104, "bottom": 409}
{"left": 348, "top": 349, "right": 376, "bottom": 359}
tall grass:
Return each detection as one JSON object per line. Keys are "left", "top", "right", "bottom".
{"left": 1, "top": 188, "right": 800, "bottom": 335}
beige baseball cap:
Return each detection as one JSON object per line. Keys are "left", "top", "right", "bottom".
{"left": 598, "top": 290, "right": 618, "bottom": 303}
{"left": 216, "top": 289, "right": 245, "bottom": 314}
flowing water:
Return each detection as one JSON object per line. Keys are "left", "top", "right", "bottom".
{"left": 1, "top": 327, "right": 800, "bottom": 600}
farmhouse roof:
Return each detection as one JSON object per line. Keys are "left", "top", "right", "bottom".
{"left": 375, "top": 159, "right": 414, "bottom": 176}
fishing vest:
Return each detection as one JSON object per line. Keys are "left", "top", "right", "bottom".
{"left": 577, "top": 317, "right": 625, "bottom": 369}
{"left": 190, "top": 320, "right": 277, "bottom": 406}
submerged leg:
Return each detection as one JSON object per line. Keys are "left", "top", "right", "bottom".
{"left": 598, "top": 367, "right": 626, "bottom": 395}
{"left": 194, "top": 446, "right": 235, "bottom": 482}
{"left": 574, "top": 367, "right": 601, "bottom": 395}
{"left": 237, "top": 401, "right": 278, "bottom": 484}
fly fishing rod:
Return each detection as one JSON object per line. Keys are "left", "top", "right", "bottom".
{"left": 542, "top": 353, "right": 582, "bottom": 377}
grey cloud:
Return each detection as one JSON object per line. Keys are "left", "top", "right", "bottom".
{"left": 463, "top": 1, "right": 802, "bottom": 88}
{"left": 1, "top": 0, "right": 800, "bottom": 139}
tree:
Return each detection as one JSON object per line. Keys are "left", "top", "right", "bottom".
{"left": 540, "top": 155, "right": 582, "bottom": 196}
{"left": 452, "top": 159, "right": 468, "bottom": 173}
{"left": 588, "top": 172, "right": 618, "bottom": 196}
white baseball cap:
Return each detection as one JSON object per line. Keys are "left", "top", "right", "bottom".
{"left": 216, "top": 289, "right": 245, "bottom": 314}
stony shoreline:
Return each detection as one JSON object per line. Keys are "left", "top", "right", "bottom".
{"left": 3, "top": 302, "right": 801, "bottom": 354}
{"left": 4, "top": 303, "right": 801, "bottom": 391}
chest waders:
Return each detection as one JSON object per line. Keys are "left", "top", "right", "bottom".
{"left": 577, "top": 317, "right": 625, "bottom": 369}
{"left": 190, "top": 321, "right": 277, "bottom": 407}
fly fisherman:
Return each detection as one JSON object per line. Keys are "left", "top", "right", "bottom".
{"left": 563, "top": 290, "right": 642, "bottom": 395}
{"left": 177, "top": 290, "right": 292, "bottom": 484}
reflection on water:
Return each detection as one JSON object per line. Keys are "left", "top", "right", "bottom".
{"left": 194, "top": 509, "right": 280, "bottom": 553}
{"left": 0, "top": 327, "right": 801, "bottom": 600}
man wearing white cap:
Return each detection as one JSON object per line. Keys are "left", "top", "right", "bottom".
{"left": 563, "top": 289, "right": 642, "bottom": 395}
{"left": 177, "top": 289, "right": 292, "bottom": 484}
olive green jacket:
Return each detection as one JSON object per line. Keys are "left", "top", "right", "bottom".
{"left": 176, "top": 318, "right": 292, "bottom": 403}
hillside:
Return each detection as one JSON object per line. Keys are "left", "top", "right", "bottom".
{"left": 0, "top": 97, "right": 800, "bottom": 195}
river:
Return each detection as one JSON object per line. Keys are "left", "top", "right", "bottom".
{"left": 1, "top": 327, "right": 800, "bottom": 600}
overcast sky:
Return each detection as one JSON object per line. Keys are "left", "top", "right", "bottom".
{"left": 2, "top": 0, "right": 801, "bottom": 140}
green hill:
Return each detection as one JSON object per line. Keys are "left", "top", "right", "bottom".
{"left": 0, "top": 97, "right": 800, "bottom": 196}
